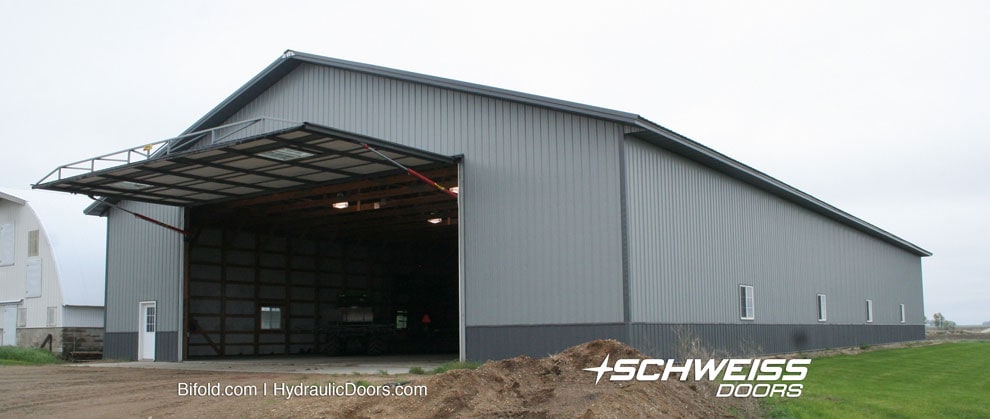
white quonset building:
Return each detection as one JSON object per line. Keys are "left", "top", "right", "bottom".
{"left": 0, "top": 189, "right": 105, "bottom": 355}
{"left": 35, "top": 51, "right": 929, "bottom": 362}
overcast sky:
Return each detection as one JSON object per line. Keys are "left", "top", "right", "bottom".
{"left": 1, "top": 1, "right": 986, "bottom": 324}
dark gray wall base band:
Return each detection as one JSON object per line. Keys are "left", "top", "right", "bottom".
{"left": 104, "top": 332, "right": 179, "bottom": 362}
{"left": 155, "top": 332, "right": 179, "bottom": 362}
{"left": 466, "top": 323, "right": 924, "bottom": 360}
{"left": 466, "top": 324, "right": 627, "bottom": 360}
{"left": 629, "top": 323, "right": 924, "bottom": 357}
{"left": 104, "top": 332, "right": 137, "bottom": 361}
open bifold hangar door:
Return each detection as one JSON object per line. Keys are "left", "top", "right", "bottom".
{"left": 34, "top": 118, "right": 459, "bottom": 206}
{"left": 35, "top": 118, "right": 463, "bottom": 359}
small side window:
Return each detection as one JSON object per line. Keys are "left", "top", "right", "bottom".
{"left": 145, "top": 306, "right": 156, "bottom": 333}
{"left": 899, "top": 304, "right": 906, "bottom": 323}
{"left": 740, "top": 285, "right": 755, "bottom": 320}
{"left": 866, "top": 300, "right": 874, "bottom": 323}
{"left": 260, "top": 305, "right": 282, "bottom": 330}
{"left": 816, "top": 294, "right": 827, "bottom": 322}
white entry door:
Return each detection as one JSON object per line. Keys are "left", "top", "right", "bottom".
{"left": 138, "top": 301, "right": 156, "bottom": 360}
{"left": 2, "top": 306, "right": 16, "bottom": 346}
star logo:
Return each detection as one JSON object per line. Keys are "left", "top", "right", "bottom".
{"left": 583, "top": 354, "right": 613, "bottom": 384}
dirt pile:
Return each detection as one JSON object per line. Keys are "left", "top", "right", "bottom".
{"left": 322, "top": 339, "right": 755, "bottom": 418}
{"left": 0, "top": 340, "right": 758, "bottom": 418}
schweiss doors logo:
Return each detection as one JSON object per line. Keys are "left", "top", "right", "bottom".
{"left": 583, "top": 355, "right": 811, "bottom": 398}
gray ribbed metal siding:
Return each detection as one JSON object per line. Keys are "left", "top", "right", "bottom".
{"left": 104, "top": 331, "right": 179, "bottom": 362}
{"left": 216, "top": 63, "right": 626, "bottom": 326}
{"left": 155, "top": 331, "right": 179, "bottom": 362}
{"left": 105, "top": 201, "right": 184, "bottom": 335}
{"left": 466, "top": 323, "right": 626, "bottom": 360}
{"left": 624, "top": 137, "right": 924, "bottom": 326}
{"left": 104, "top": 332, "right": 136, "bottom": 361}
{"left": 464, "top": 322, "right": 922, "bottom": 360}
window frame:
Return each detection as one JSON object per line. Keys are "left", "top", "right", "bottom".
{"left": 866, "top": 299, "right": 874, "bottom": 323}
{"left": 260, "top": 305, "right": 283, "bottom": 331}
{"left": 739, "top": 285, "right": 755, "bottom": 320}
{"left": 145, "top": 305, "right": 156, "bottom": 333}
{"left": 396, "top": 310, "right": 408, "bottom": 330}
{"left": 816, "top": 294, "right": 827, "bottom": 322}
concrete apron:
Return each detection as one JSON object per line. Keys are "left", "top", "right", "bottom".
{"left": 77, "top": 354, "right": 454, "bottom": 375}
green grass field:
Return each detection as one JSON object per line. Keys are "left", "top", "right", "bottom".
{"left": 764, "top": 341, "right": 990, "bottom": 418}
{"left": 0, "top": 346, "right": 63, "bottom": 366}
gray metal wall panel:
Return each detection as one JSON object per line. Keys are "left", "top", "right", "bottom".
{"left": 629, "top": 323, "right": 925, "bottom": 357}
{"left": 465, "top": 324, "right": 626, "bottom": 361}
{"left": 104, "top": 332, "right": 137, "bottom": 361}
{"left": 218, "top": 63, "right": 627, "bottom": 326}
{"left": 105, "top": 202, "right": 184, "bottom": 333}
{"left": 156, "top": 331, "right": 179, "bottom": 362}
{"left": 623, "top": 137, "right": 924, "bottom": 326}
{"left": 103, "top": 331, "right": 179, "bottom": 361}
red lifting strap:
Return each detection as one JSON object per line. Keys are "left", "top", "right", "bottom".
{"left": 361, "top": 144, "right": 458, "bottom": 199}
{"left": 90, "top": 196, "right": 191, "bottom": 236}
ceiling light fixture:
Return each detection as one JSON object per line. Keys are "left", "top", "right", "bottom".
{"left": 332, "top": 192, "right": 348, "bottom": 209}
{"left": 427, "top": 218, "right": 442, "bottom": 224}
{"left": 449, "top": 186, "right": 459, "bottom": 194}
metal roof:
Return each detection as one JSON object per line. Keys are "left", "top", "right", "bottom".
{"left": 34, "top": 120, "right": 457, "bottom": 207}
{"left": 60, "top": 50, "right": 928, "bottom": 256}
{"left": 183, "top": 50, "right": 642, "bottom": 135}
{"left": 0, "top": 190, "right": 27, "bottom": 205}
{"left": 628, "top": 122, "right": 931, "bottom": 257}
